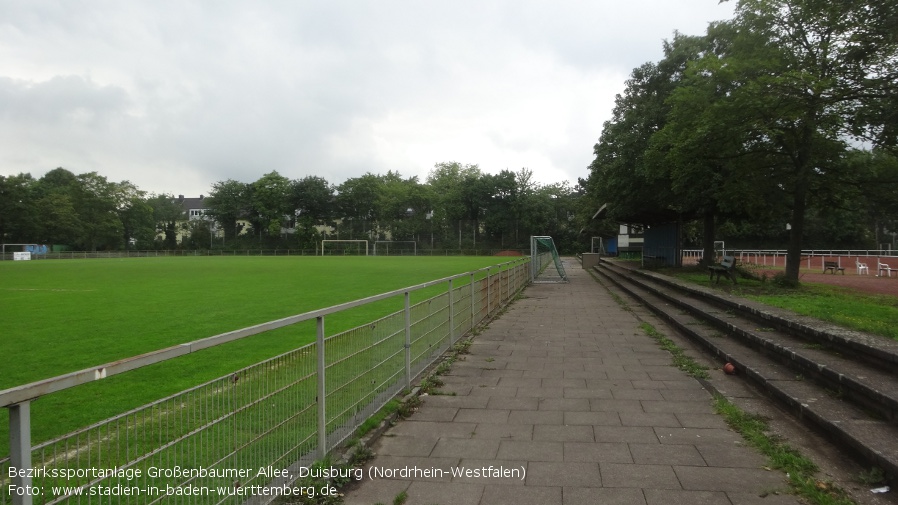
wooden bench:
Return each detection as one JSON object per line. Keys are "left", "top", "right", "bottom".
{"left": 643, "top": 255, "right": 665, "bottom": 267}
{"left": 708, "top": 255, "right": 737, "bottom": 284}
{"left": 823, "top": 261, "right": 845, "bottom": 274}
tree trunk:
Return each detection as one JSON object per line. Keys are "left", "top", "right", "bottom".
{"left": 784, "top": 181, "right": 809, "bottom": 283}
{"left": 701, "top": 209, "right": 715, "bottom": 267}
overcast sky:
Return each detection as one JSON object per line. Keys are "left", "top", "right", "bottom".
{"left": 1, "top": 1, "right": 735, "bottom": 197}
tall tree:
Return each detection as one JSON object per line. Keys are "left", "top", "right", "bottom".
{"left": 288, "top": 175, "right": 334, "bottom": 248}
{"left": 375, "top": 172, "right": 431, "bottom": 241}
{"left": 250, "top": 171, "right": 292, "bottom": 238}
{"left": 335, "top": 174, "right": 381, "bottom": 239}
{"left": 0, "top": 173, "right": 38, "bottom": 243}
{"left": 584, "top": 59, "right": 680, "bottom": 227}
{"left": 645, "top": 27, "right": 777, "bottom": 264}
{"left": 290, "top": 176, "right": 333, "bottom": 224}
{"left": 114, "top": 181, "right": 154, "bottom": 250}
{"left": 205, "top": 179, "right": 250, "bottom": 242}
{"left": 148, "top": 193, "right": 184, "bottom": 249}
{"left": 75, "top": 172, "right": 124, "bottom": 250}
{"left": 714, "top": 0, "right": 898, "bottom": 282}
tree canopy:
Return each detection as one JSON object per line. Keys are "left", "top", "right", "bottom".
{"left": 584, "top": 0, "right": 898, "bottom": 281}
{"left": 1, "top": 163, "right": 583, "bottom": 253}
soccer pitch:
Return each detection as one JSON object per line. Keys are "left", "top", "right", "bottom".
{"left": 0, "top": 255, "right": 512, "bottom": 455}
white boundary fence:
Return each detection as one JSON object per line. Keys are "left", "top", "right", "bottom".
{"left": 682, "top": 249, "right": 897, "bottom": 271}
{"left": 0, "top": 249, "right": 528, "bottom": 260}
{"left": 320, "top": 240, "right": 369, "bottom": 256}
{"left": 0, "top": 258, "right": 530, "bottom": 505}
{"left": 373, "top": 241, "right": 417, "bottom": 256}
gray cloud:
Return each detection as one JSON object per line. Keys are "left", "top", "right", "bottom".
{"left": 0, "top": 0, "right": 734, "bottom": 196}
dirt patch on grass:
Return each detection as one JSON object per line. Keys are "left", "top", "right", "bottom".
{"left": 753, "top": 269, "right": 898, "bottom": 297}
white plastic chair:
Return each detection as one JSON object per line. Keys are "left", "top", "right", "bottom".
{"left": 878, "top": 261, "right": 894, "bottom": 277}
{"left": 856, "top": 260, "right": 869, "bottom": 275}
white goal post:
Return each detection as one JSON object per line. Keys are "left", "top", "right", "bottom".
{"left": 531, "top": 235, "right": 567, "bottom": 283}
{"left": 2, "top": 243, "right": 40, "bottom": 261}
{"left": 320, "top": 240, "right": 369, "bottom": 256}
{"left": 373, "top": 241, "right": 417, "bottom": 256}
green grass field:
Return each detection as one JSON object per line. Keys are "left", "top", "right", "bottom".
{"left": 667, "top": 267, "right": 898, "bottom": 341}
{"left": 0, "top": 255, "right": 514, "bottom": 456}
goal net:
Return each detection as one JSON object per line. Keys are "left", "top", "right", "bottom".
{"left": 373, "top": 241, "right": 417, "bottom": 256}
{"left": 321, "top": 240, "right": 369, "bottom": 256}
{"left": 531, "top": 236, "right": 567, "bottom": 283}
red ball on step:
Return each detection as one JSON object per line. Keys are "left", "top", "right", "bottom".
{"left": 723, "top": 363, "right": 736, "bottom": 375}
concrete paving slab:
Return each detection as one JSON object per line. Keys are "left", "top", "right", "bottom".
{"left": 485, "top": 397, "right": 538, "bottom": 410}
{"left": 526, "top": 461, "right": 602, "bottom": 487}
{"left": 533, "top": 424, "right": 596, "bottom": 442}
{"left": 496, "top": 440, "right": 565, "bottom": 461}
{"left": 674, "top": 465, "right": 789, "bottom": 493}
{"left": 340, "top": 260, "right": 800, "bottom": 505}
{"left": 472, "top": 423, "right": 533, "bottom": 441}
{"left": 563, "top": 487, "right": 647, "bottom": 505}
{"left": 642, "top": 489, "right": 728, "bottom": 505}
{"left": 372, "top": 435, "right": 439, "bottom": 457}
{"left": 403, "top": 481, "right": 484, "bottom": 505}
{"left": 480, "top": 484, "right": 561, "bottom": 505}
{"left": 594, "top": 425, "right": 661, "bottom": 445}
{"left": 619, "top": 411, "right": 682, "bottom": 427}
{"left": 407, "top": 406, "right": 458, "bottom": 422}
{"left": 430, "top": 438, "right": 501, "bottom": 459}
{"left": 563, "top": 442, "right": 633, "bottom": 463}
{"left": 562, "top": 411, "right": 621, "bottom": 426}
{"left": 507, "top": 410, "right": 564, "bottom": 425}
{"left": 453, "top": 408, "right": 510, "bottom": 424}
{"left": 629, "top": 443, "right": 706, "bottom": 466}
{"left": 600, "top": 462, "right": 681, "bottom": 489}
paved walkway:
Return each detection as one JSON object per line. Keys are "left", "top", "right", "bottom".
{"left": 342, "top": 259, "right": 798, "bottom": 505}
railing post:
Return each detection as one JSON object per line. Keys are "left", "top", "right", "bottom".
{"left": 10, "top": 401, "right": 33, "bottom": 505}
{"left": 448, "top": 279, "right": 455, "bottom": 343}
{"left": 470, "top": 272, "right": 475, "bottom": 330}
{"left": 486, "top": 268, "right": 491, "bottom": 316}
{"left": 404, "top": 291, "right": 412, "bottom": 390}
{"left": 505, "top": 266, "right": 509, "bottom": 302}
{"left": 316, "top": 316, "right": 327, "bottom": 459}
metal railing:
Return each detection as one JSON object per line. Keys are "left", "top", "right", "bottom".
{"left": 681, "top": 249, "right": 897, "bottom": 267}
{"left": 1, "top": 258, "right": 530, "bottom": 505}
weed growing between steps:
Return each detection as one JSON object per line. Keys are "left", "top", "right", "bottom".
{"left": 638, "top": 322, "right": 710, "bottom": 379}
{"left": 713, "top": 396, "right": 856, "bottom": 505}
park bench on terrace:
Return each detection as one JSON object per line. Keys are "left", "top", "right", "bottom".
{"left": 823, "top": 261, "right": 845, "bottom": 274}
{"left": 708, "top": 255, "right": 737, "bottom": 284}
